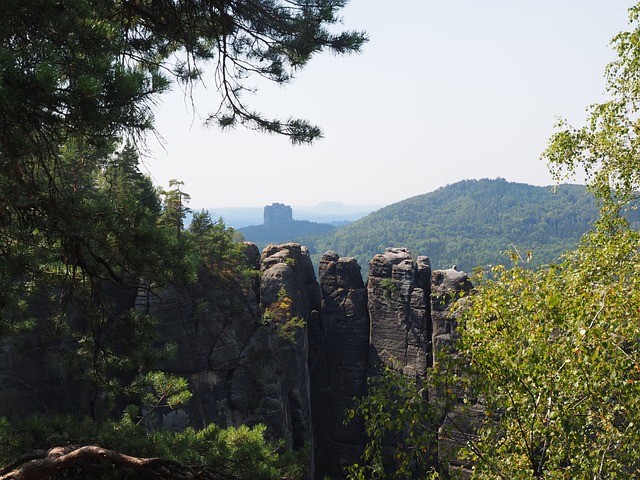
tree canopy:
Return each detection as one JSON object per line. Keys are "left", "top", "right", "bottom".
{"left": 0, "top": 0, "right": 365, "bottom": 342}
{"left": 1, "top": 0, "right": 367, "bottom": 152}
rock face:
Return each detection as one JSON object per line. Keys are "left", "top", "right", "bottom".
{"left": 0, "top": 328, "right": 84, "bottom": 421}
{"left": 431, "top": 267, "right": 473, "bottom": 364}
{"left": 242, "top": 204, "right": 336, "bottom": 250}
{"left": 263, "top": 202, "right": 293, "bottom": 226}
{"left": 137, "top": 242, "right": 319, "bottom": 468}
{"left": 136, "top": 278, "right": 261, "bottom": 431}
{"left": 0, "top": 284, "right": 141, "bottom": 422}
{"left": 367, "top": 248, "right": 432, "bottom": 376}
{"left": 430, "top": 267, "right": 476, "bottom": 475}
{"left": 258, "top": 243, "right": 320, "bottom": 457}
{"left": 0, "top": 243, "right": 471, "bottom": 479}
{"left": 312, "top": 251, "right": 369, "bottom": 476}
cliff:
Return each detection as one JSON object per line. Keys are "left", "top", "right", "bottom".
{"left": 0, "top": 243, "right": 471, "bottom": 478}
{"left": 263, "top": 203, "right": 294, "bottom": 226}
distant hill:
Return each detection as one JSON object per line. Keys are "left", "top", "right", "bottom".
{"left": 302, "top": 178, "right": 635, "bottom": 274}
{"left": 240, "top": 221, "right": 337, "bottom": 249}
{"left": 293, "top": 202, "right": 381, "bottom": 225}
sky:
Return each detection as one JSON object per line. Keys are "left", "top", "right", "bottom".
{"left": 145, "top": 0, "right": 633, "bottom": 209}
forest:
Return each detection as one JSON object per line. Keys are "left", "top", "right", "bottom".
{"left": 302, "top": 179, "right": 634, "bottom": 274}
{"left": 240, "top": 219, "right": 336, "bottom": 250}
{"left": 3, "top": 0, "right": 640, "bottom": 479}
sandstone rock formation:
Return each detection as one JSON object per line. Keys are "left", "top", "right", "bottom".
{"left": 263, "top": 202, "right": 293, "bottom": 227}
{"left": 431, "top": 266, "right": 473, "bottom": 364}
{"left": 0, "top": 243, "right": 471, "bottom": 479}
{"left": 0, "top": 327, "right": 83, "bottom": 420}
{"left": 136, "top": 243, "right": 319, "bottom": 462}
{"left": 0, "top": 284, "right": 141, "bottom": 422}
{"left": 239, "top": 204, "right": 336, "bottom": 249}
{"left": 431, "top": 267, "right": 476, "bottom": 476}
{"left": 312, "top": 251, "right": 369, "bottom": 476}
{"left": 367, "top": 248, "right": 432, "bottom": 377}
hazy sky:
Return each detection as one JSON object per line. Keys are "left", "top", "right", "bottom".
{"left": 145, "top": 1, "right": 632, "bottom": 209}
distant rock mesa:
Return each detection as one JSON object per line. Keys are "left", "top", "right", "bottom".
{"left": 263, "top": 202, "right": 293, "bottom": 226}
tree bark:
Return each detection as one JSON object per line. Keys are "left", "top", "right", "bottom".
{"left": 0, "top": 445, "right": 221, "bottom": 480}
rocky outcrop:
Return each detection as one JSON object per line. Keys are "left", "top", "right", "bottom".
{"left": 311, "top": 251, "right": 369, "bottom": 476}
{"left": 263, "top": 203, "right": 293, "bottom": 227}
{"left": 258, "top": 243, "right": 319, "bottom": 459}
{"left": 431, "top": 267, "right": 476, "bottom": 475}
{"left": 136, "top": 242, "right": 319, "bottom": 468}
{"left": 135, "top": 277, "right": 261, "bottom": 431}
{"left": 0, "top": 327, "right": 84, "bottom": 420}
{"left": 0, "top": 284, "right": 141, "bottom": 422}
{"left": 367, "top": 248, "right": 432, "bottom": 376}
{"left": 431, "top": 267, "right": 473, "bottom": 364}
{"left": 240, "top": 204, "right": 336, "bottom": 249}
{"left": 0, "top": 243, "right": 471, "bottom": 479}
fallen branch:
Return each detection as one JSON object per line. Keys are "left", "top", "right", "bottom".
{"left": 0, "top": 445, "right": 223, "bottom": 480}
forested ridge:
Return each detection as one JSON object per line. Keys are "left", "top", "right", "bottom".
{"left": 239, "top": 219, "right": 336, "bottom": 249}
{"left": 304, "top": 178, "right": 631, "bottom": 273}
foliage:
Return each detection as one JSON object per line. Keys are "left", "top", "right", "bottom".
{"left": 0, "top": 141, "right": 179, "bottom": 417}
{"left": 159, "top": 179, "right": 192, "bottom": 241}
{"left": 441, "top": 4, "right": 640, "bottom": 477}
{"left": 0, "top": 140, "right": 248, "bottom": 421}
{"left": 262, "top": 286, "right": 306, "bottom": 343}
{"left": 71, "top": 309, "right": 173, "bottom": 418}
{"left": 124, "top": 371, "right": 192, "bottom": 427}
{"left": 1, "top": 0, "right": 366, "bottom": 158}
{"left": 0, "top": 415, "right": 307, "bottom": 480}
{"left": 186, "top": 209, "right": 247, "bottom": 278}
{"left": 0, "top": 140, "right": 171, "bottom": 321}
{"left": 455, "top": 218, "right": 640, "bottom": 479}
{"left": 303, "top": 180, "right": 633, "bottom": 274}
{"left": 0, "top": 372, "right": 305, "bottom": 479}
{"left": 345, "top": 365, "right": 446, "bottom": 479}
{"left": 379, "top": 278, "right": 398, "bottom": 301}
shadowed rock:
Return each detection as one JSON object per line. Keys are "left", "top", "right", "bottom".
{"left": 0, "top": 242, "right": 478, "bottom": 479}
{"left": 312, "top": 251, "right": 369, "bottom": 476}
{"left": 431, "top": 267, "right": 476, "bottom": 475}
